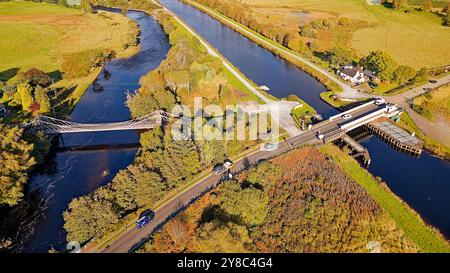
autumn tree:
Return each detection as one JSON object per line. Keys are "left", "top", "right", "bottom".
{"left": 34, "top": 86, "right": 51, "bottom": 114}
{"left": 216, "top": 181, "right": 269, "bottom": 226}
{"left": 194, "top": 221, "right": 253, "bottom": 253}
{"left": 394, "top": 65, "right": 416, "bottom": 85}
{"left": 329, "top": 47, "right": 354, "bottom": 69}
{"left": 413, "top": 67, "right": 429, "bottom": 83}
{"left": 423, "top": 0, "right": 432, "bottom": 11}
{"left": 0, "top": 125, "right": 35, "bottom": 206}
{"left": 392, "top": 0, "right": 407, "bottom": 9}
{"left": 361, "top": 51, "right": 398, "bottom": 82}
{"left": 16, "top": 68, "right": 52, "bottom": 87}
{"left": 16, "top": 83, "right": 34, "bottom": 112}
{"left": 63, "top": 196, "right": 119, "bottom": 243}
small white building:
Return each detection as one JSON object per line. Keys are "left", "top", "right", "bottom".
{"left": 338, "top": 65, "right": 365, "bottom": 85}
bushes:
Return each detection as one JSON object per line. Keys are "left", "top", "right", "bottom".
{"left": 15, "top": 68, "right": 53, "bottom": 87}
{"left": 61, "top": 49, "right": 115, "bottom": 79}
{"left": 360, "top": 50, "right": 398, "bottom": 82}
{"left": 142, "top": 147, "right": 421, "bottom": 253}
{"left": 0, "top": 125, "right": 36, "bottom": 206}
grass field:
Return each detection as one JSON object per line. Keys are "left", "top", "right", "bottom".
{"left": 241, "top": 0, "right": 450, "bottom": 69}
{"left": 0, "top": 1, "right": 137, "bottom": 82}
{"left": 320, "top": 144, "right": 450, "bottom": 253}
{"left": 396, "top": 111, "right": 450, "bottom": 158}
{"left": 413, "top": 84, "right": 450, "bottom": 122}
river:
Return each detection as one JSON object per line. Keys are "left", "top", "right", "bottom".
{"left": 0, "top": 9, "right": 170, "bottom": 252}
{"left": 2, "top": 1, "right": 450, "bottom": 252}
{"left": 159, "top": 0, "right": 450, "bottom": 239}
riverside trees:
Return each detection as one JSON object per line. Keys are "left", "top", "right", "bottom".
{"left": 63, "top": 9, "right": 256, "bottom": 244}
{"left": 142, "top": 147, "right": 420, "bottom": 253}
{"left": 0, "top": 125, "right": 35, "bottom": 206}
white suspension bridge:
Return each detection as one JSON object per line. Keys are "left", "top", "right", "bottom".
{"left": 26, "top": 110, "right": 172, "bottom": 134}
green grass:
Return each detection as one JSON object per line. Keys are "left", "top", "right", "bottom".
{"left": 0, "top": 1, "right": 79, "bottom": 15}
{"left": 286, "top": 94, "right": 316, "bottom": 126}
{"left": 320, "top": 91, "right": 353, "bottom": 108}
{"left": 0, "top": 21, "right": 60, "bottom": 79}
{"left": 0, "top": 1, "right": 139, "bottom": 113}
{"left": 320, "top": 144, "right": 450, "bottom": 253}
{"left": 397, "top": 111, "right": 450, "bottom": 158}
{"left": 243, "top": 0, "right": 450, "bottom": 69}
{"left": 413, "top": 84, "right": 450, "bottom": 121}
{"left": 184, "top": 0, "right": 343, "bottom": 93}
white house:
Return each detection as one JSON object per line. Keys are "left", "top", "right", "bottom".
{"left": 338, "top": 65, "right": 365, "bottom": 85}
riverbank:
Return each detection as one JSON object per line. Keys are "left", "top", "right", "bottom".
{"left": 321, "top": 144, "right": 450, "bottom": 252}
{"left": 63, "top": 6, "right": 271, "bottom": 250}
{"left": 0, "top": 5, "right": 165, "bottom": 252}
{"left": 179, "top": 0, "right": 346, "bottom": 95}
{"left": 0, "top": 1, "right": 140, "bottom": 209}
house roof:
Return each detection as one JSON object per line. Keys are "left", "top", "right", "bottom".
{"left": 341, "top": 66, "right": 363, "bottom": 78}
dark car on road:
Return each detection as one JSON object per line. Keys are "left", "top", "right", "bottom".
{"left": 136, "top": 209, "right": 155, "bottom": 228}
{"left": 429, "top": 80, "right": 438, "bottom": 84}
{"left": 213, "top": 164, "right": 226, "bottom": 175}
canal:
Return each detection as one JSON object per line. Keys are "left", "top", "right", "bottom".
{"left": 0, "top": 9, "right": 170, "bottom": 252}
{"left": 160, "top": 0, "right": 450, "bottom": 239}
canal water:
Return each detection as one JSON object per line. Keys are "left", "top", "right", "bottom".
{"left": 0, "top": 10, "right": 170, "bottom": 252}
{"left": 160, "top": 0, "right": 450, "bottom": 239}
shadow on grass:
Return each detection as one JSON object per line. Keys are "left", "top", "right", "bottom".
{"left": 0, "top": 68, "right": 20, "bottom": 82}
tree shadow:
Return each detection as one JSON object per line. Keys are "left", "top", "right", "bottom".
{"left": 0, "top": 68, "right": 20, "bottom": 82}
{"left": 382, "top": 2, "right": 394, "bottom": 9}
{"left": 47, "top": 70, "right": 63, "bottom": 83}
{"left": 198, "top": 204, "right": 243, "bottom": 227}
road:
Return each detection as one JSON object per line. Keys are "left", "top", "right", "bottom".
{"left": 183, "top": 0, "right": 364, "bottom": 99}
{"left": 385, "top": 74, "right": 450, "bottom": 146}
{"left": 93, "top": 102, "right": 382, "bottom": 253}
{"left": 164, "top": 6, "right": 301, "bottom": 136}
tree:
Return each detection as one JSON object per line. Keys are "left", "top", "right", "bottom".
{"left": 360, "top": 51, "right": 398, "bottom": 82}
{"left": 194, "top": 221, "right": 253, "bottom": 253}
{"left": 413, "top": 67, "right": 429, "bottom": 83}
{"left": 443, "top": 5, "right": 450, "bottom": 26}
{"left": 394, "top": 65, "right": 416, "bottom": 85}
{"left": 392, "top": 0, "right": 407, "bottom": 9}
{"left": 217, "top": 182, "right": 269, "bottom": 226}
{"left": 63, "top": 196, "right": 119, "bottom": 243}
{"left": 329, "top": 47, "right": 354, "bottom": 69}
{"left": 34, "top": 86, "right": 51, "bottom": 114}
{"left": 423, "top": 0, "right": 432, "bottom": 11}
{"left": 0, "top": 125, "right": 35, "bottom": 206}
{"left": 16, "top": 83, "right": 34, "bottom": 112}
{"left": 110, "top": 165, "right": 165, "bottom": 212}
{"left": 81, "top": 0, "right": 94, "bottom": 13}
{"left": 16, "top": 68, "right": 52, "bottom": 87}
{"left": 444, "top": 13, "right": 450, "bottom": 26}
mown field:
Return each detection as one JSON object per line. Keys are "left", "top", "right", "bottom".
{"left": 241, "top": 0, "right": 450, "bottom": 69}
{"left": 0, "top": 1, "right": 137, "bottom": 84}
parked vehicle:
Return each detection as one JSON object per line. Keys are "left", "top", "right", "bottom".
{"left": 386, "top": 103, "right": 398, "bottom": 113}
{"left": 223, "top": 159, "right": 234, "bottom": 169}
{"left": 342, "top": 114, "right": 352, "bottom": 120}
{"left": 429, "top": 80, "right": 438, "bottom": 84}
{"left": 423, "top": 87, "right": 432, "bottom": 91}
{"left": 375, "top": 98, "right": 385, "bottom": 106}
{"left": 213, "top": 164, "right": 226, "bottom": 175}
{"left": 136, "top": 209, "right": 155, "bottom": 229}
{"left": 316, "top": 131, "right": 324, "bottom": 140}
{"left": 261, "top": 142, "right": 278, "bottom": 151}
{"left": 213, "top": 160, "right": 234, "bottom": 174}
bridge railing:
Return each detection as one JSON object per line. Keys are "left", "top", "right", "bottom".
{"left": 328, "top": 100, "right": 375, "bottom": 121}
